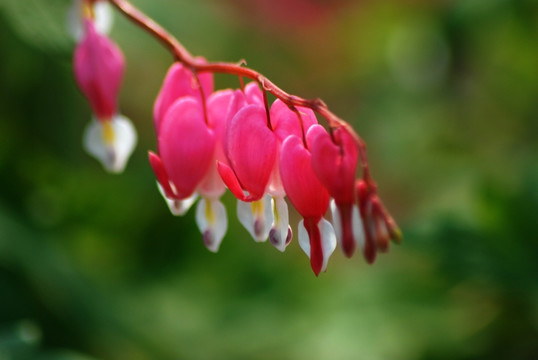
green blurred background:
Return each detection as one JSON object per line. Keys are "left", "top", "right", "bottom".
{"left": 0, "top": 0, "right": 537, "bottom": 359}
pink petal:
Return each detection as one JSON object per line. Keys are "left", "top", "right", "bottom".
{"left": 159, "top": 97, "right": 216, "bottom": 199}
{"left": 197, "top": 89, "right": 235, "bottom": 198}
{"left": 216, "top": 161, "right": 249, "bottom": 201}
{"left": 222, "top": 90, "right": 248, "bottom": 158}
{"left": 267, "top": 101, "right": 317, "bottom": 196}
{"left": 148, "top": 151, "right": 176, "bottom": 199}
{"left": 73, "top": 20, "right": 124, "bottom": 119}
{"left": 307, "top": 125, "right": 358, "bottom": 204}
{"left": 244, "top": 82, "right": 264, "bottom": 105}
{"left": 153, "top": 60, "right": 214, "bottom": 134}
{"left": 207, "top": 89, "right": 234, "bottom": 141}
{"left": 226, "top": 104, "right": 277, "bottom": 200}
{"left": 270, "top": 99, "right": 317, "bottom": 143}
{"left": 280, "top": 135, "right": 330, "bottom": 219}
{"left": 356, "top": 180, "right": 377, "bottom": 264}
{"left": 371, "top": 197, "right": 390, "bottom": 252}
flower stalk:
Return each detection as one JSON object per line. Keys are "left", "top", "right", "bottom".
{"left": 72, "top": 0, "right": 402, "bottom": 274}
{"left": 107, "top": 0, "right": 368, "bottom": 171}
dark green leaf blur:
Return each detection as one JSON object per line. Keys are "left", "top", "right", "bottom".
{"left": 0, "top": 0, "right": 537, "bottom": 359}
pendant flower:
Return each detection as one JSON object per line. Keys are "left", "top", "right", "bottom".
{"left": 280, "top": 134, "right": 337, "bottom": 276}
{"left": 218, "top": 84, "right": 317, "bottom": 250}
{"left": 217, "top": 90, "right": 277, "bottom": 242}
{"left": 356, "top": 179, "right": 402, "bottom": 263}
{"left": 73, "top": 19, "right": 136, "bottom": 173}
{"left": 149, "top": 63, "right": 230, "bottom": 252}
{"left": 307, "top": 125, "right": 364, "bottom": 258}
{"left": 267, "top": 99, "right": 317, "bottom": 251}
{"left": 65, "top": 0, "right": 401, "bottom": 276}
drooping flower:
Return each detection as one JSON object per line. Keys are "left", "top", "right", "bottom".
{"left": 356, "top": 179, "right": 380, "bottom": 263}
{"left": 267, "top": 99, "right": 317, "bottom": 251}
{"left": 307, "top": 125, "right": 364, "bottom": 258}
{"left": 149, "top": 63, "right": 231, "bottom": 252}
{"left": 73, "top": 19, "right": 136, "bottom": 173}
{"left": 151, "top": 61, "right": 215, "bottom": 215}
{"left": 218, "top": 84, "right": 316, "bottom": 249}
{"left": 67, "top": 0, "right": 114, "bottom": 42}
{"left": 217, "top": 90, "right": 277, "bottom": 242}
{"left": 355, "top": 179, "right": 402, "bottom": 263}
{"left": 280, "top": 134, "right": 337, "bottom": 276}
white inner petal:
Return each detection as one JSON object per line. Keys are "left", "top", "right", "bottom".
{"left": 157, "top": 183, "right": 197, "bottom": 216}
{"left": 83, "top": 115, "right": 137, "bottom": 174}
{"left": 236, "top": 194, "right": 273, "bottom": 242}
{"left": 66, "top": 0, "right": 114, "bottom": 41}
{"left": 195, "top": 198, "right": 228, "bottom": 253}
{"left": 330, "top": 200, "right": 342, "bottom": 248}
{"left": 319, "top": 218, "right": 337, "bottom": 273}
{"left": 269, "top": 196, "right": 290, "bottom": 252}
{"left": 298, "top": 219, "right": 309, "bottom": 257}
{"left": 331, "top": 200, "right": 366, "bottom": 251}
{"left": 351, "top": 204, "right": 366, "bottom": 250}
{"left": 93, "top": 1, "right": 114, "bottom": 35}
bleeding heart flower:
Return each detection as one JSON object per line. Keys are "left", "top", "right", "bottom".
{"left": 150, "top": 97, "right": 216, "bottom": 199}
{"left": 217, "top": 86, "right": 274, "bottom": 243}
{"left": 266, "top": 99, "right": 317, "bottom": 251}
{"left": 307, "top": 125, "right": 363, "bottom": 257}
{"left": 149, "top": 64, "right": 231, "bottom": 252}
{"left": 74, "top": 19, "right": 136, "bottom": 173}
{"left": 280, "top": 135, "right": 336, "bottom": 275}
{"left": 217, "top": 94, "right": 277, "bottom": 241}
{"left": 218, "top": 84, "right": 317, "bottom": 248}
{"left": 356, "top": 179, "right": 379, "bottom": 263}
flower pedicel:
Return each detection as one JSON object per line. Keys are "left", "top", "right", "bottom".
{"left": 70, "top": 0, "right": 401, "bottom": 275}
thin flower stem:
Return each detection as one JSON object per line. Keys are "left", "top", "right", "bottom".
{"left": 191, "top": 70, "right": 209, "bottom": 126}
{"left": 262, "top": 90, "right": 272, "bottom": 131}
{"left": 107, "top": 0, "right": 400, "bottom": 242}
{"left": 290, "top": 106, "right": 308, "bottom": 149}
{"left": 107, "top": 0, "right": 378, "bottom": 186}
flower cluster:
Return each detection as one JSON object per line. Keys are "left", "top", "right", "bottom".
{"left": 149, "top": 63, "right": 401, "bottom": 275}
{"left": 69, "top": 0, "right": 401, "bottom": 275}
{"left": 70, "top": 0, "right": 136, "bottom": 173}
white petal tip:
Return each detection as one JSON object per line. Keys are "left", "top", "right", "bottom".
{"left": 83, "top": 115, "right": 137, "bottom": 174}
{"left": 269, "top": 226, "right": 292, "bottom": 252}
{"left": 236, "top": 196, "right": 273, "bottom": 243}
{"left": 196, "top": 199, "right": 227, "bottom": 252}
{"left": 157, "top": 184, "right": 197, "bottom": 216}
{"left": 203, "top": 230, "right": 220, "bottom": 253}
{"left": 67, "top": 0, "right": 114, "bottom": 41}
